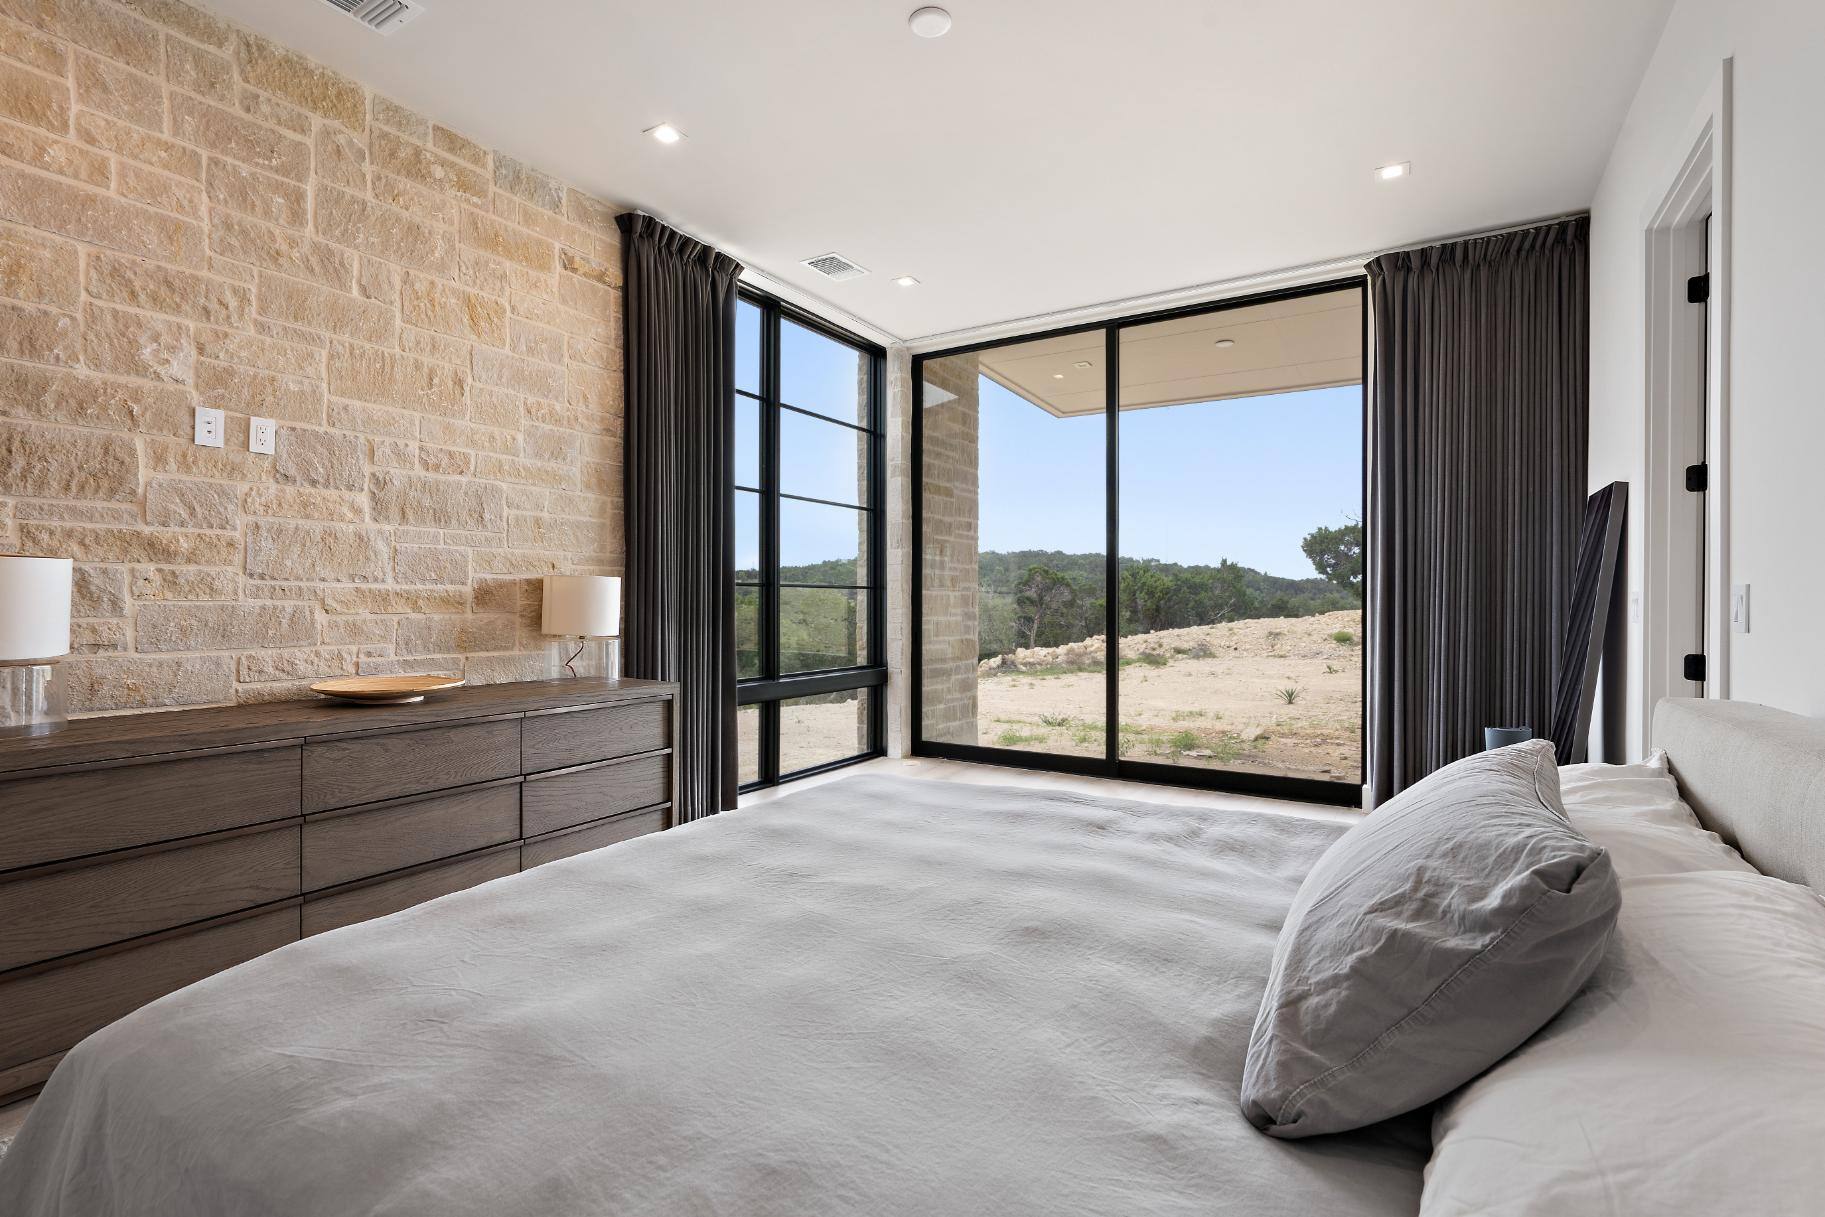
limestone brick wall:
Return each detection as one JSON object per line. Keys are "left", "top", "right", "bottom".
{"left": 883, "top": 346, "right": 911, "bottom": 756}
{"left": 0, "top": 0, "right": 624, "bottom": 713}
{"left": 917, "top": 352, "right": 979, "bottom": 745}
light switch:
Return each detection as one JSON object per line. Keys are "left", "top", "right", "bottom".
{"left": 193, "top": 405, "right": 224, "bottom": 448}
{"left": 249, "top": 416, "right": 276, "bottom": 454}
{"left": 1731, "top": 584, "right": 1750, "bottom": 633}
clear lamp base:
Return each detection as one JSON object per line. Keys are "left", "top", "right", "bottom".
{"left": 0, "top": 661, "right": 67, "bottom": 736}
{"left": 546, "top": 637, "right": 621, "bottom": 681}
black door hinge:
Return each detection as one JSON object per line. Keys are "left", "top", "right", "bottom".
{"left": 1686, "top": 273, "right": 1710, "bottom": 303}
{"left": 1684, "top": 462, "right": 1708, "bottom": 493}
{"left": 1683, "top": 653, "right": 1707, "bottom": 683}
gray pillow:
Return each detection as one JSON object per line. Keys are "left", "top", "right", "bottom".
{"left": 1239, "top": 739, "right": 1619, "bottom": 1138}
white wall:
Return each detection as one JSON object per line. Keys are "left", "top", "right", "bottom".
{"left": 1590, "top": 0, "right": 1825, "bottom": 755}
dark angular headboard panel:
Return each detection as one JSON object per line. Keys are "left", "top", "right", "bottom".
{"left": 1653, "top": 698, "right": 1825, "bottom": 890}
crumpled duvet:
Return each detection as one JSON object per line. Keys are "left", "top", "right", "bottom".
{"left": 0, "top": 774, "right": 1426, "bottom": 1217}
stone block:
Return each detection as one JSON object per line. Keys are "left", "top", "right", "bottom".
{"left": 246, "top": 518, "right": 388, "bottom": 583}
{"left": 82, "top": 301, "right": 192, "bottom": 384}
{"left": 0, "top": 418, "right": 137, "bottom": 500}
{"left": 171, "top": 93, "right": 310, "bottom": 182}
{"left": 0, "top": 296, "right": 76, "bottom": 364}
{"left": 237, "top": 645, "right": 356, "bottom": 683}
{"left": 272, "top": 425, "right": 364, "bottom": 490}
{"left": 257, "top": 271, "right": 392, "bottom": 345}
{"left": 0, "top": 58, "right": 69, "bottom": 134}
{"left": 211, "top": 212, "right": 353, "bottom": 290}
{"left": 327, "top": 340, "right": 466, "bottom": 416}
{"left": 86, "top": 251, "right": 250, "bottom": 326}
{"left": 71, "top": 562, "right": 126, "bottom": 616}
{"left": 400, "top": 271, "right": 506, "bottom": 345}
{"left": 165, "top": 37, "right": 234, "bottom": 104}
{"left": 146, "top": 477, "right": 239, "bottom": 529}
{"left": 73, "top": 110, "right": 201, "bottom": 179}
{"left": 313, "top": 183, "right": 456, "bottom": 277}
{"left": 205, "top": 156, "right": 308, "bottom": 228}
{"left": 136, "top": 600, "right": 315, "bottom": 652}
{"left": 72, "top": 50, "right": 160, "bottom": 132}
{"left": 0, "top": 162, "right": 204, "bottom": 265}
{"left": 0, "top": 116, "right": 110, "bottom": 186}
{"left": 197, "top": 360, "right": 324, "bottom": 425}
{"left": 64, "top": 653, "right": 235, "bottom": 711}
{"left": 130, "top": 566, "right": 239, "bottom": 600}
{"left": 368, "top": 468, "right": 504, "bottom": 532}
{"left": 16, "top": 521, "right": 237, "bottom": 564}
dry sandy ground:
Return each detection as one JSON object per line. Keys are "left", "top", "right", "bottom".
{"left": 977, "top": 609, "right": 1363, "bottom": 783}
{"left": 740, "top": 610, "right": 1363, "bottom": 786}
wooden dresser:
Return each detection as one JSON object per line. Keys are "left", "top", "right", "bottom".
{"left": 0, "top": 676, "right": 677, "bottom": 1105}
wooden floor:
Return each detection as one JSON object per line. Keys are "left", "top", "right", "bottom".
{"left": 0, "top": 756, "right": 1351, "bottom": 1146}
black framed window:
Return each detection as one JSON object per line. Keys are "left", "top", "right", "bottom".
{"left": 734, "top": 290, "right": 886, "bottom": 791}
{"left": 912, "top": 279, "right": 1367, "bottom": 805}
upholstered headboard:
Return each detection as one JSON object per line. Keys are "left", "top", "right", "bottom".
{"left": 1653, "top": 698, "right": 1825, "bottom": 890}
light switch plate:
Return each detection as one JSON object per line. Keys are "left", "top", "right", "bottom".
{"left": 1731, "top": 583, "right": 1750, "bottom": 633}
{"left": 194, "top": 405, "right": 224, "bottom": 448}
{"left": 249, "top": 416, "right": 276, "bottom": 454}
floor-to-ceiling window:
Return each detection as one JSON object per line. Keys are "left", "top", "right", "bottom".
{"left": 913, "top": 281, "right": 1365, "bottom": 803}
{"left": 735, "top": 291, "right": 886, "bottom": 790}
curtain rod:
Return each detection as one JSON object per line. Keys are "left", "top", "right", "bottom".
{"left": 902, "top": 210, "right": 1589, "bottom": 354}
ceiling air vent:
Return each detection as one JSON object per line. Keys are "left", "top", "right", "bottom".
{"left": 321, "top": 0, "right": 426, "bottom": 35}
{"left": 801, "top": 252, "right": 869, "bottom": 283}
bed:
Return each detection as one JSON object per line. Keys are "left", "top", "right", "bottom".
{"left": 0, "top": 698, "right": 1818, "bottom": 1215}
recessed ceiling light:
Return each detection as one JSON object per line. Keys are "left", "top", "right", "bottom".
{"left": 646, "top": 123, "right": 684, "bottom": 145}
{"left": 893, "top": 275, "right": 920, "bottom": 288}
{"left": 1375, "top": 161, "right": 1410, "bottom": 181}
{"left": 1213, "top": 338, "right": 1236, "bottom": 349}
{"left": 909, "top": 6, "right": 952, "bottom": 37}
{"left": 1073, "top": 360, "right": 1093, "bottom": 369}
{"left": 1052, "top": 373, "right": 1065, "bottom": 380}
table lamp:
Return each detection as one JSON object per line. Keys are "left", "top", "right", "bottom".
{"left": 542, "top": 574, "right": 621, "bottom": 679}
{"left": 0, "top": 555, "right": 72, "bottom": 735}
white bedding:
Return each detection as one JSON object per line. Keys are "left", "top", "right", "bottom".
{"left": 1422, "top": 870, "right": 1825, "bottom": 1215}
{"left": 0, "top": 775, "right": 1428, "bottom": 1217}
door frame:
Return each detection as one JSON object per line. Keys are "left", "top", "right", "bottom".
{"left": 1640, "top": 58, "right": 1732, "bottom": 740}
{"left": 909, "top": 276, "right": 1368, "bottom": 806}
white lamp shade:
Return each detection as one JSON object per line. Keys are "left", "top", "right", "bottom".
{"left": 0, "top": 556, "right": 72, "bottom": 662}
{"left": 542, "top": 575, "right": 621, "bottom": 638}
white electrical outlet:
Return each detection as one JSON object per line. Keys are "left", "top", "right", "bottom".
{"left": 1731, "top": 583, "right": 1750, "bottom": 633}
{"left": 194, "top": 405, "right": 224, "bottom": 448}
{"left": 249, "top": 416, "right": 276, "bottom": 455}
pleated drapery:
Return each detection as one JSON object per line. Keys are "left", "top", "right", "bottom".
{"left": 617, "top": 213, "right": 743, "bottom": 822}
{"left": 1365, "top": 217, "right": 1590, "bottom": 805}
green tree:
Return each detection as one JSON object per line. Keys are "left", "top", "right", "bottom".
{"left": 1014, "top": 564, "right": 1079, "bottom": 649}
{"left": 1301, "top": 519, "right": 1363, "bottom": 598}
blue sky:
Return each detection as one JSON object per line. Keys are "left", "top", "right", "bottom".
{"left": 737, "top": 307, "right": 1362, "bottom": 581}
{"left": 979, "top": 378, "right": 1361, "bottom": 578}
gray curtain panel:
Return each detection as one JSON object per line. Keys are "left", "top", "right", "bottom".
{"left": 1366, "top": 216, "right": 1589, "bottom": 805}
{"left": 617, "top": 213, "right": 744, "bottom": 822}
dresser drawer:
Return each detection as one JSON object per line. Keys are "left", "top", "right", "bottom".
{"left": 0, "top": 746, "right": 301, "bottom": 873}
{"left": 521, "top": 753, "right": 670, "bottom": 838}
{"left": 523, "top": 806, "right": 667, "bottom": 870}
{"left": 0, "top": 823, "right": 300, "bottom": 973}
{"left": 302, "top": 719, "right": 520, "bottom": 812}
{"left": 303, "top": 781, "right": 520, "bottom": 892}
{"left": 0, "top": 905, "right": 299, "bottom": 1076}
{"left": 520, "top": 699, "right": 670, "bottom": 774}
{"left": 302, "top": 843, "right": 519, "bottom": 937}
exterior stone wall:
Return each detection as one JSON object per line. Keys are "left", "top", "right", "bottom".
{"left": 917, "top": 352, "right": 979, "bottom": 745}
{"left": 883, "top": 346, "right": 910, "bottom": 755}
{"left": 0, "top": 0, "right": 624, "bottom": 713}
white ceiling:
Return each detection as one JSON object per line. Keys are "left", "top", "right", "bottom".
{"left": 197, "top": 0, "right": 1672, "bottom": 346}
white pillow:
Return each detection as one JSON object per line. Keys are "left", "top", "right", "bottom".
{"left": 1559, "top": 751, "right": 1754, "bottom": 877}
{"left": 1423, "top": 871, "right": 1825, "bottom": 1216}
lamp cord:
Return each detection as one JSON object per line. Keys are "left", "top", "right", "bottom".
{"left": 563, "top": 638, "right": 587, "bottom": 678}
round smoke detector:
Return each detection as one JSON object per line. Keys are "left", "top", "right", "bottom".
{"left": 909, "top": 7, "right": 952, "bottom": 38}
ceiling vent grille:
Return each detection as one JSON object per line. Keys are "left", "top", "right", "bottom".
{"left": 801, "top": 252, "right": 869, "bottom": 282}
{"left": 320, "top": 0, "right": 426, "bottom": 34}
